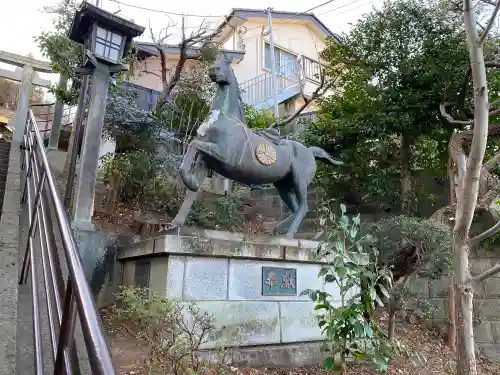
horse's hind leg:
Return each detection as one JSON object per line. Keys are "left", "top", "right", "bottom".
{"left": 170, "top": 157, "right": 208, "bottom": 229}
{"left": 273, "top": 178, "right": 299, "bottom": 235}
{"left": 285, "top": 166, "right": 310, "bottom": 239}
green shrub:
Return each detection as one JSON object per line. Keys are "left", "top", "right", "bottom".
{"left": 113, "top": 286, "right": 227, "bottom": 375}
{"left": 303, "top": 203, "right": 405, "bottom": 373}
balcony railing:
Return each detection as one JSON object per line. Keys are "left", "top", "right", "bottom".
{"left": 19, "top": 109, "right": 115, "bottom": 374}
{"left": 301, "top": 56, "right": 322, "bottom": 84}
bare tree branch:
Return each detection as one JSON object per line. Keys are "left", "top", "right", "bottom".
{"left": 489, "top": 107, "right": 500, "bottom": 117}
{"left": 270, "top": 67, "right": 333, "bottom": 128}
{"left": 483, "top": 150, "right": 500, "bottom": 171}
{"left": 153, "top": 16, "right": 225, "bottom": 113}
{"left": 471, "top": 261, "right": 500, "bottom": 282}
{"left": 440, "top": 102, "right": 474, "bottom": 125}
{"left": 479, "top": 0, "right": 498, "bottom": 7}
{"left": 486, "top": 61, "right": 500, "bottom": 68}
{"left": 141, "top": 69, "right": 162, "bottom": 78}
{"left": 469, "top": 220, "right": 500, "bottom": 246}
{"left": 479, "top": 0, "right": 500, "bottom": 44}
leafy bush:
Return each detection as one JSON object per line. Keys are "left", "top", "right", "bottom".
{"left": 361, "top": 215, "right": 452, "bottom": 336}
{"left": 362, "top": 215, "right": 452, "bottom": 280}
{"left": 303, "top": 203, "right": 405, "bottom": 373}
{"left": 244, "top": 104, "right": 275, "bottom": 129}
{"left": 113, "top": 286, "right": 227, "bottom": 374}
{"left": 186, "top": 193, "right": 244, "bottom": 231}
{"left": 100, "top": 151, "right": 184, "bottom": 218}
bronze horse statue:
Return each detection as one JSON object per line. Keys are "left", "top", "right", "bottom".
{"left": 169, "top": 56, "right": 342, "bottom": 238}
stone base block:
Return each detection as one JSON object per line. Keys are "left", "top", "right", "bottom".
{"left": 198, "top": 341, "right": 326, "bottom": 368}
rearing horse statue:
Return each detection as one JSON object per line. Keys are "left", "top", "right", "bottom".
{"left": 169, "top": 56, "right": 342, "bottom": 238}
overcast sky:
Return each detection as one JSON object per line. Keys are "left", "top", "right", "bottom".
{"left": 0, "top": 0, "right": 382, "bottom": 84}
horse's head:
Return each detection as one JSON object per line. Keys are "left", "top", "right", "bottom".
{"left": 208, "top": 57, "right": 234, "bottom": 85}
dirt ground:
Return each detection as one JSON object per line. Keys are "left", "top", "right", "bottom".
{"left": 101, "top": 310, "right": 500, "bottom": 375}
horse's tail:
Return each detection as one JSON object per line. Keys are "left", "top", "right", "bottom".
{"left": 309, "top": 146, "right": 343, "bottom": 166}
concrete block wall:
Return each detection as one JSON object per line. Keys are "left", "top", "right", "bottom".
{"left": 409, "top": 251, "right": 500, "bottom": 362}
{"left": 246, "top": 187, "right": 321, "bottom": 222}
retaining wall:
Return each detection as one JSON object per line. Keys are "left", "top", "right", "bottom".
{"left": 410, "top": 248, "right": 500, "bottom": 362}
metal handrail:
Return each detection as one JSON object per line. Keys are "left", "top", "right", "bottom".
{"left": 19, "top": 109, "right": 116, "bottom": 374}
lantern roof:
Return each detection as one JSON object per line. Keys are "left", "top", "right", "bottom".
{"left": 68, "top": 1, "right": 144, "bottom": 44}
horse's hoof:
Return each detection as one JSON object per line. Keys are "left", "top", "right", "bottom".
{"left": 185, "top": 176, "right": 199, "bottom": 192}
{"left": 180, "top": 170, "right": 199, "bottom": 192}
{"left": 160, "top": 222, "right": 182, "bottom": 234}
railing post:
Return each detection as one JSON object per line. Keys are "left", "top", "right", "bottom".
{"left": 54, "top": 279, "right": 78, "bottom": 374}
{"left": 19, "top": 171, "right": 46, "bottom": 285}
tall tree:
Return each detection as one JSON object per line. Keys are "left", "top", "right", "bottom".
{"left": 304, "top": 0, "right": 469, "bottom": 214}
{"left": 441, "top": 0, "right": 500, "bottom": 373}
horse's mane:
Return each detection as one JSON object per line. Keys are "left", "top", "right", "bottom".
{"left": 220, "top": 57, "right": 244, "bottom": 111}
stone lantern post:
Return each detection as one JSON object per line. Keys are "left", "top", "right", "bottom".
{"left": 67, "top": 1, "right": 144, "bottom": 228}
{"left": 66, "top": 1, "right": 144, "bottom": 294}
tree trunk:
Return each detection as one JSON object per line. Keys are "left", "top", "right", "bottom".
{"left": 388, "top": 298, "right": 397, "bottom": 340}
{"left": 454, "top": 239, "right": 476, "bottom": 375}
{"left": 453, "top": 0, "right": 490, "bottom": 373}
{"left": 400, "top": 134, "right": 412, "bottom": 214}
{"left": 447, "top": 281, "right": 456, "bottom": 349}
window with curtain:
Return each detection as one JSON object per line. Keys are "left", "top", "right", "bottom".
{"left": 264, "top": 42, "right": 297, "bottom": 79}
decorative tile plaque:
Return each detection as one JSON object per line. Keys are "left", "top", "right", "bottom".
{"left": 262, "top": 267, "right": 297, "bottom": 296}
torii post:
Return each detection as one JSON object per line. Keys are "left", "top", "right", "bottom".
{"left": 0, "top": 50, "right": 54, "bottom": 143}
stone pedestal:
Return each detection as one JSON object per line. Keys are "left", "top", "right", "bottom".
{"left": 72, "top": 227, "right": 138, "bottom": 306}
{"left": 114, "top": 229, "right": 339, "bottom": 366}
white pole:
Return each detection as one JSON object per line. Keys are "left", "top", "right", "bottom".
{"left": 267, "top": 8, "right": 280, "bottom": 118}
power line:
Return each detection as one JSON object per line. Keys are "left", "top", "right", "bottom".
{"left": 303, "top": 0, "right": 338, "bottom": 13}
{"left": 243, "top": 2, "right": 339, "bottom": 34}
{"left": 106, "top": 0, "right": 224, "bottom": 18}
{"left": 319, "top": 0, "right": 373, "bottom": 16}
{"left": 335, "top": 0, "right": 375, "bottom": 16}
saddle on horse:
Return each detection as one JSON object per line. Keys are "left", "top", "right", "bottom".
{"left": 254, "top": 128, "right": 282, "bottom": 145}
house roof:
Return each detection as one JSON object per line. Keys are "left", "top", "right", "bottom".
{"left": 133, "top": 41, "right": 245, "bottom": 63}
{"left": 215, "top": 8, "right": 342, "bottom": 44}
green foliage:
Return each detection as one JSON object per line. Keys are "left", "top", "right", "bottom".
{"left": 104, "top": 86, "right": 159, "bottom": 151}
{"left": 395, "top": 286, "right": 438, "bottom": 322}
{"left": 214, "top": 193, "right": 244, "bottom": 230}
{"left": 158, "top": 91, "right": 211, "bottom": 136}
{"left": 0, "top": 78, "right": 16, "bottom": 108}
{"left": 186, "top": 193, "right": 244, "bottom": 231}
{"left": 36, "top": 0, "right": 139, "bottom": 104}
{"left": 113, "top": 286, "right": 227, "bottom": 374}
{"left": 100, "top": 151, "right": 183, "bottom": 218}
{"left": 35, "top": 0, "right": 82, "bottom": 104}
{"left": 304, "top": 0, "right": 471, "bottom": 210}
{"left": 363, "top": 215, "right": 453, "bottom": 280}
{"left": 243, "top": 104, "right": 275, "bottom": 129}
{"left": 303, "top": 203, "right": 405, "bottom": 373}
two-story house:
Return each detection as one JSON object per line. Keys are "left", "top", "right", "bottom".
{"left": 120, "top": 8, "right": 338, "bottom": 195}
{"left": 129, "top": 8, "right": 339, "bottom": 119}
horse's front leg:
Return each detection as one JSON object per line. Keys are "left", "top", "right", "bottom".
{"left": 170, "top": 157, "right": 209, "bottom": 228}
{"left": 179, "top": 141, "right": 201, "bottom": 191}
